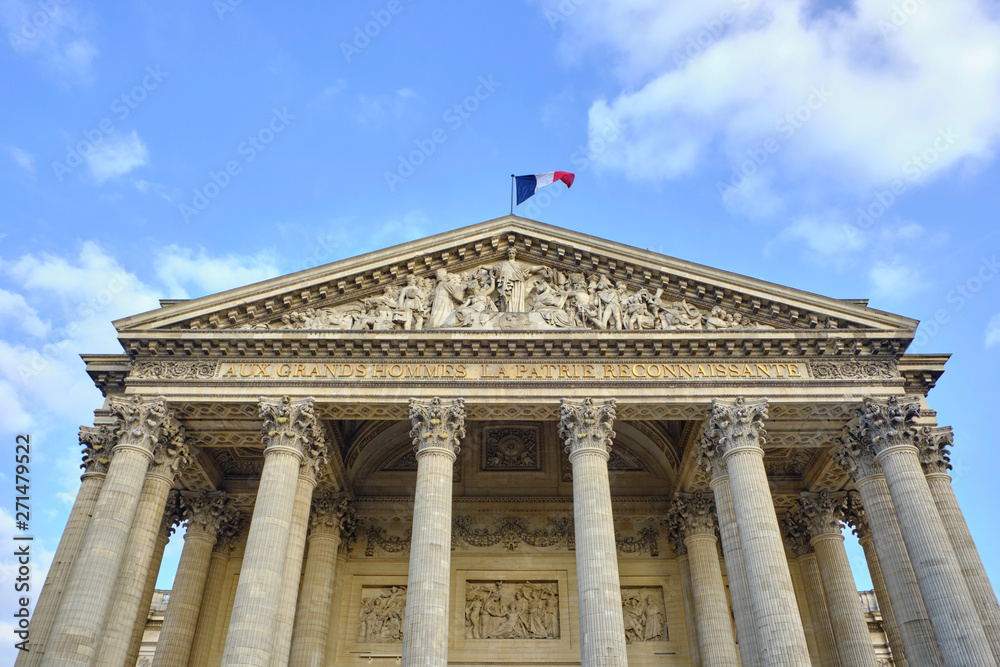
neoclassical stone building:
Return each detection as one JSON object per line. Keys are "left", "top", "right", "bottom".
{"left": 19, "top": 217, "right": 1000, "bottom": 667}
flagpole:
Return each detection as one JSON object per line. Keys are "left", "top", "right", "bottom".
{"left": 510, "top": 174, "right": 514, "bottom": 215}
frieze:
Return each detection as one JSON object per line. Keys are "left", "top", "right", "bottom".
{"left": 622, "top": 587, "right": 667, "bottom": 643}
{"left": 364, "top": 525, "right": 412, "bottom": 557}
{"left": 358, "top": 586, "right": 406, "bottom": 643}
{"left": 808, "top": 360, "right": 897, "bottom": 380}
{"left": 482, "top": 424, "right": 540, "bottom": 470}
{"left": 452, "top": 515, "right": 574, "bottom": 551}
{"left": 131, "top": 360, "right": 219, "bottom": 380}
{"left": 465, "top": 581, "right": 560, "bottom": 640}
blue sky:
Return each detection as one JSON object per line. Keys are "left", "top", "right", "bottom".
{"left": 2, "top": 0, "right": 1000, "bottom": 659}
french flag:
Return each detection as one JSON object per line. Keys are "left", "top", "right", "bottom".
{"left": 515, "top": 171, "right": 575, "bottom": 205}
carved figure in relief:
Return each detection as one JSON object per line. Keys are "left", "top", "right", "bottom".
{"left": 528, "top": 278, "right": 573, "bottom": 328}
{"left": 428, "top": 268, "right": 466, "bottom": 327}
{"left": 464, "top": 581, "right": 559, "bottom": 639}
{"left": 490, "top": 248, "right": 544, "bottom": 312}
{"left": 445, "top": 268, "right": 498, "bottom": 328}
{"left": 621, "top": 587, "right": 666, "bottom": 643}
{"left": 396, "top": 275, "right": 429, "bottom": 330}
{"left": 357, "top": 586, "right": 406, "bottom": 643}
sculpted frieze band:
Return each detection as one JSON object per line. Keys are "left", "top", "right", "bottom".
{"left": 465, "top": 581, "right": 560, "bottom": 640}
{"left": 259, "top": 254, "right": 777, "bottom": 332}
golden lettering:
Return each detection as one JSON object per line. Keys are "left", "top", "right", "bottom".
{"left": 741, "top": 364, "right": 755, "bottom": 377}
{"left": 632, "top": 364, "right": 646, "bottom": 378}
{"left": 755, "top": 364, "right": 770, "bottom": 378}
{"left": 222, "top": 364, "right": 238, "bottom": 378}
{"left": 788, "top": 364, "right": 802, "bottom": 378}
{"left": 715, "top": 364, "right": 727, "bottom": 377}
{"left": 679, "top": 364, "right": 693, "bottom": 378}
{"left": 603, "top": 364, "right": 616, "bottom": 378}
{"left": 277, "top": 364, "right": 291, "bottom": 377}
{"left": 583, "top": 364, "right": 595, "bottom": 378}
{"left": 456, "top": 364, "right": 467, "bottom": 378}
{"left": 647, "top": 364, "right": 662, "bottom": 378}
{"left": 694, "top": 364, "right": 708, "bottom": 378}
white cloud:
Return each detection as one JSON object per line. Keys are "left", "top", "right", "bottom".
{"left": 1, "top": 0, "right": 98, "bottom": 84}
{"left": 986, "top": 313, "right": 1000, "bottom": 348}
{"left": 772, "top": 212, "right": 866, "bottom": 267}
{"left": 7, "top": 146, "right": 35, "bottom": 174}
{"left": 0, "top": 289, "right": 47, "bottom": 337}
{"left": 868, "top": 259, "right": 927, "bottom": 300}
{"left": 153, "top": 246, "right": 282, "bottom": 299}
{"left": 134, "top": 179, "right": 176, "bottom": 203}
{"left": 85, "top": 131, "right": 149, "bottom": 183}
{"left": 558, "top": 0, "right": 1000, "bottom": 206}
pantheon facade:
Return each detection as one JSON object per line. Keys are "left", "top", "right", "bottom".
{"left": 18, "top": 217, "right": 1000, "bottom": 667}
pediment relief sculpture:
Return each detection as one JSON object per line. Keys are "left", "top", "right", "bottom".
{"left": 262, "top": 251, "right": 777, "bottom": 333}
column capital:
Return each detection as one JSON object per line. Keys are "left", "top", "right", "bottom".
{"left": 215, "top": 517, "right": 246, "bottom": 555}
{"left": 148, "top": 421, "right": 194, "bottom": 479}
{"left": 831, "top": 429, "right": 882, "bottom": 481}
{"left": 559, "top": 397, "right": 616, "bottom": 459}
{"left": 309, "top": 489, "right": 357, "bottom": 540}
{"left": 841, "top": 490, "right": 870, "bottom": 540}
{"left": 669, "top": 491, "right": 718, "bottom": 540}
{"left": 916, "top": 425, "right": 953, "bottom": 475}
{"left": 707, "top": 396, "right": 768, "bottom": 461}
{"left": 79, "top": 424, "right": 116, "bottom": 475}
{"left": 109, "top": 395, "right": 169, "bottom": 458}
{"left": 780, "top": 510, "right": 814, "bottom": 557}
{"left": 854, "top": 396, "right": 921, "bottom": 458}
{"left": 409, "top": 397, "right": 466, "bottom": 458}
{"left": 181, "top": 491, "right": 240, "bottom": 539}
{"left": 693, "top": 431, "right": 727, "bottom": 482}
{"left": 259, "top": 396, "right": 327, "bottom": 468}
{"left": 798, "top": 490, "right": 848, "bottom": 541}
{"left": 662, "top": 513, "right": 687, "bottom": 556}
{"left": 160, "top": 489, "right": 185, "bottom": 540}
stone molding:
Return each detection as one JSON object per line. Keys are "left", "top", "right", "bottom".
{"left": 79, "top": 424, "right": 116, "bottom": 475}
{"left": 108, "top": 395, "right": 169, "bottom": 456}
{"left": 707, "top": 396, "right": 769, "bottom": 460}
{"left": 559, "top": 397, "right": 616, "bottom": 458}
{"left": 259, "top": 396, "right": 327, "bottom": 469}
{"left": 131, "top": 359, "right": 218, "bottom": 380}
{"left": 452, "top": 515, "right": 574, "bottom": 551}
{"left": 808, "top": 360, "right": 896, "bottom": 380}
{"left": 408, "top": 397, "right": 466, "bottom": 456}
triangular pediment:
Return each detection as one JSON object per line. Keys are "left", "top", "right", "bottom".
{"left": 113, "top": 216, "right": 916, "bottom": 337}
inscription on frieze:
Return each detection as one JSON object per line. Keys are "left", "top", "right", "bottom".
{"left": 465, "top": 581, "right": 559, "bottom": 640}
{"left": 357, "top": 586, "right": 406, "bottom": 643}
{"left": 622, "top": 587, "right": 667, "bottom": 643}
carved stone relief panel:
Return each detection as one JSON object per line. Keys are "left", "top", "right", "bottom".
{"left": 464, "top": 581, "right": 559, "bottom": 640}
{"left": 621, "top": 587, "right": 667, "bottom": 643}
{"left": 357, "top": 586, "right": 407, "bottom": 643}
{"left": 481, "top": 424, "right": 541, "bottom": 471}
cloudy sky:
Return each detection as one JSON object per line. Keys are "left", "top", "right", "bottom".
{"left": 2, "top": 0, "right": 1000, "bottom": 660}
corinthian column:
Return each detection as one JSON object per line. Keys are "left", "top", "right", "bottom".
{"left": 857, "top": 397, "right": 996, "bottom": 667}
{"left": 289, "top": 491, "right": 357, "bottom": 666}
{"left": 125, "top": 496, "right": 182, "bottom": 667}
{"left": 832, "top": 431, "right": 941, "bottom": 667}
{"left": 559, "top": 397, "right": 628, "bottom": 667}
{"left": 402, "top": 397, "right": 465, "bottom": 667}
{"left": 843, "top": 495, "right": 908, "bottom": 667}
{"left": 269, "top": 467, "right": 318, "bottom": 667}
{"left": 187, "top": 519, "right": 243, "bottom": 667}
{"left": 153, "top": 491, "right": 240, "bottom": 667}
{"left": 222, "top": 396, "right": 326, "bottom": 667}
{"left": 94, "top": 426, "right": 191, "bottom": 667}
{"left": 796, "top": 492, "right": 877, "bottom": 667}
{"left": 919, "top": 426, "right": 1000, "bottom": 663}
{"left": 698, "top": 440, "right": 760, "bottom": 667}
{"left": 706, "top": 397, "right": 810, "bottom": 665}
{"left": 41, "top": 396, "right": 169, "bottom": 667}
{"left": 16, "top": 425, "right": 113, "bottom": 667}
{"left": 668, "top": 493, "right": 739, "bottom": 667}
{"left": 781, "top": 522, "right": 841, "bottom": 667}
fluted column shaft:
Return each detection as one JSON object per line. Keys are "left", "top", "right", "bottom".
{"left": 926, "top": 471, "right": 1000, "bottom": 662}
{"left": 877, "top": 444, "right": 997, "bottom": 666}
{"left": 188, "top": 542, "right": 235, "bottom": 667}
{"left": 858, "top": 534, "right": 907, "bottom": 667}
{"left": 269, "top": 470, "right": 317, "bottom": 667}
{"left": 125, "top": 515, "right": 174, "bottom": 667}
{"left": 402, "top": 397, "right": 465, "bottom": 667}
{"left": 811, "top": 532, "right": 877, "bottom": 667}
{"left": 677, "top": 553, "right": 703, "bottom": 667}
{"left": 797, "top": 553, "right": 841, "bottom": 667}
{"left": 562, "top": 398, "right": 628, "bottom": 667}
{"left": 686, "top": 532, "right": 740, "bottom": 667}
{"left": 94, "top": 470, "right": 176, "bottom": 667}
{"left": 854, "top": 475, "right": 940, "bottom": 667}
{"left": 152, "top": 526, "right": 218, "bottom": 667}
{"left": 289, "top": 492, "right": 352, "bottom": 667}
{"left": 222, "top": 396, "right": 323, "bottom": 667}
{"left": 16, "top": 469, "right": 106, "bottom": 667}
{"left": 711, "top": 474, "right": 760, "bottom": 667}
{"left": 222, "top": 448, "right": 301, "bottom": 666}
{"left": 41, "top": 397, "right": 167, "bottom": 667}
